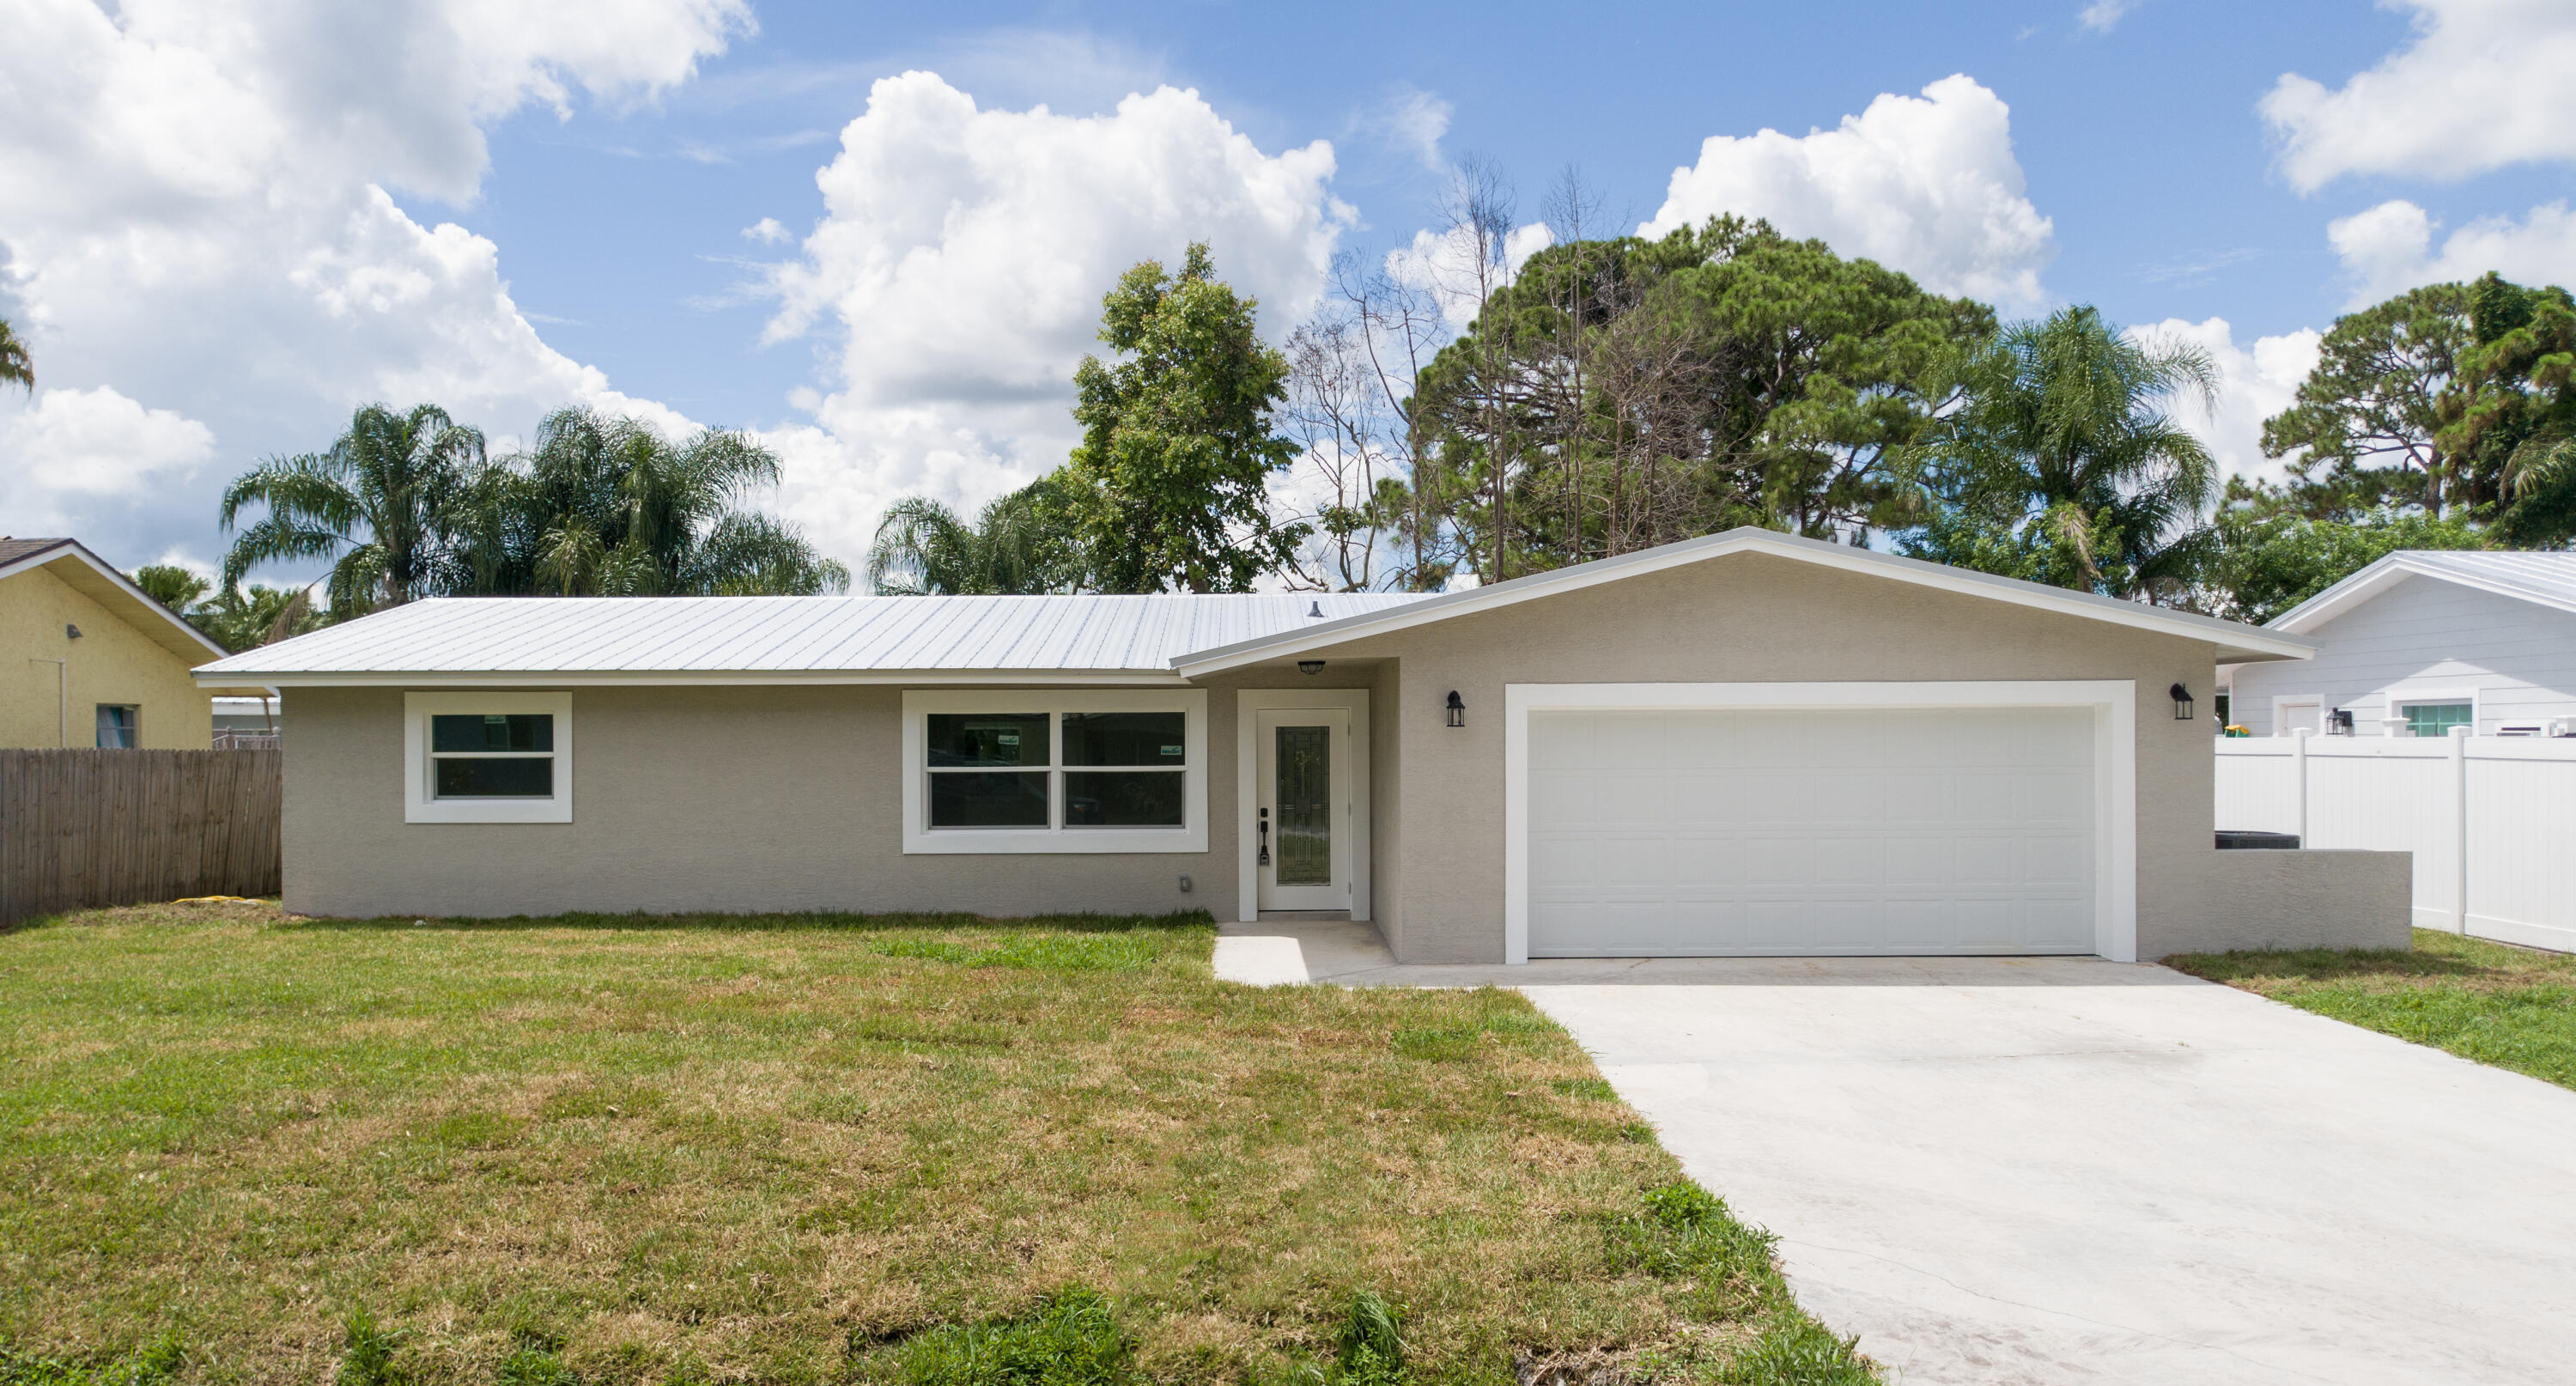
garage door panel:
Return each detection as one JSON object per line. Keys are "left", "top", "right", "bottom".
{"left": 1528, "top": 703, "right": 2098, "bottom": 957}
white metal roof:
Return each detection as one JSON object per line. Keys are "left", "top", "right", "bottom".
{"left": 2269, "top": 549, "right": 2576, "bottom": 634}
{"left": 1173, "top": 526, "right": 2318, "bottom": 675}
{"left": 192, "top": 592, "right": 1429, "bottom": 685}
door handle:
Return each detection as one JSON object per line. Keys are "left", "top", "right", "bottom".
{"left": 1258, "top": 805, "right": 1270, "bottom": 866}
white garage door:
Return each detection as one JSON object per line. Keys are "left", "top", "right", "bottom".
{"left": 1528, "top": 705, "right": 2098, "bottom": 956}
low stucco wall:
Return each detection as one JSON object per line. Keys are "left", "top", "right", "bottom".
{"left": 2160, "top": 849, "right": 2415, "bottom": 957}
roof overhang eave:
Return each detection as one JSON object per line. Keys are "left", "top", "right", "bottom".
{"left": 189, "top": 666, "right": 1195, "bottom": 689}
{"left": 1170, "top": 528, "right": 2318, "bottom": 677}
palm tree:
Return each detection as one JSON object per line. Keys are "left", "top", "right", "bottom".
{"left": 1901, "top": 307, "right": 2220, "bottom": 601}
{"left": 0, "top": 314, "right": 31, "bottom": 393}
{"left": 865, "top": 477, "right": 1086, "bottom": 595}
{"left": 503, "top": 406, "right": 848, "bottom": 595}
{"left": 219, "top": 403, "right": 487, "bottom": 615}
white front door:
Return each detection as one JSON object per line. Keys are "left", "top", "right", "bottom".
{"left": 1255, "top": 707, "right": 1351, "bottom": 911}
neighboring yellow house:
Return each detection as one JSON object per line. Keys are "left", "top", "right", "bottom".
{"left": 0, "top": 537, "right": 269, "bottom": 748}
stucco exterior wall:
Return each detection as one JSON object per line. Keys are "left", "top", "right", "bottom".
{"left": 2168, "top": 850, "right": 2413, "bottom": 955}
{"left": 1, "top": 564, "right": 211, "bottom": 749}
{"left": 281, "top": 666, "right": 1382, "bottom": 921}
{"left": 1276, "top": 551, "right": 2231, "bottom": 963}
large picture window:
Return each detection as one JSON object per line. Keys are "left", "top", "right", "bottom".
{"left": 904, "top": 691, "right": 1206, "bottom": 853}
{"left": 404, "top": 691, "right": 574, "bottom": 824}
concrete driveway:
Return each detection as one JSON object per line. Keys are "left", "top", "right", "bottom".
{"left": 1215, "top": 922, "right": 2576, "bottom": 1385}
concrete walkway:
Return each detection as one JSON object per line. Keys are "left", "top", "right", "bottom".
{"left": 1215, "top": 921, "right": 2576, "bottom": 1385}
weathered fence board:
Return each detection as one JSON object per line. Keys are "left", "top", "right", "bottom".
{"left": 0, "top": 749, "right": 282, "bottom": 926}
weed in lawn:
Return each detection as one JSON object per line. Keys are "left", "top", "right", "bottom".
{"left": 0, "top": 1332, "right": 181, "bottom": 1386}
{"left": 337, "top": 1310, "right": 410, "bottom": 1386}
{"left": 1611, "top": 1183, "right": 1783, "bottom": 1322}
{"left": 1331, "top": 1289, "right": 1404, "bottom": 1385}
{"left": 494, "top": 1329, "right": 578, "bottom": 1386}
{"left": 877, "top": 1289, "right": 1138, "bottom": 1386}
{"left": 1714, "top": 1321, "right": 1872, "bottom": 1386}
{"left": 1551, "top": 1078, "right": 1619, "bottom": 1103}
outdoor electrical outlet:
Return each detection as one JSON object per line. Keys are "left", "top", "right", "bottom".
{"left": 1177, "top": 874, "right": 1193, "bottom": 893}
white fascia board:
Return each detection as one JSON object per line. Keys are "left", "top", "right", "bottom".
{"left": 4, "top": 541, "right": 233, "bottom": 661}
{"left": 1171, "top": 528, "right": 2317, "bottom": 675}
{"left": 193, "top": 668, "right": 1194, "bottom": 688}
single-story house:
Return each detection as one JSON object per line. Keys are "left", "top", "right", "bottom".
{"left": 2, "top": 536, "right": 267, "bottom": 748}
{"left": 2222, "top": 550, "right": 2576, "bottom": 738}
{"left": 193, "top": 527, "right": 2410, "bottom": 963}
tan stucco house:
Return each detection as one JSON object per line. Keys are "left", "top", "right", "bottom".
{"left": 192, "top": 527, "right": 2410, "bottom": 961}
{"left": 2, "top": 537, "right": 263, "bottom": 749}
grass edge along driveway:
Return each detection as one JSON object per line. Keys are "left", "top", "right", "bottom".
{"left": 0, "top": 902, "right": 1874, "bottom": 1386}
{"left": 2169, "top": 927, "right": 2576, "bottom": 1092}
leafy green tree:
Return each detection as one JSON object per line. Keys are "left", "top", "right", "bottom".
{"left": 865, "top": 473, "right": 1088, "bottom": 595}
{"left": 2257, "top": 283, "right": 2473, "bottom": 520}
{"left": 2195, "top": 508, "right": 2486, "bottom": 625}
{"left": 0, "top": 313, "right": 29, "bottom": 393}
{"left": 2450, "top": 273, "right": 2576, "bottom": 545}
{"left": 1067, "top": 243, "right": 1306, "bottom": 593}
{"left": 131, "top": 564, "right": 210, "bottom": 613}
{"left": 1406, "top": 216, "right": 1990, "bottom": 575}
{"left": 219, "top": 403, "right": 487, "bottom": 615}
{"left": 1899, "top": 306, "right": 2218, "bottom": 601}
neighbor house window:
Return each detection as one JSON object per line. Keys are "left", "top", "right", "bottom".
{"left": 904, "top": 691, "right": 1206, "bottom": 854}
{"left": 2401, "top": 701, "right": 2473, "bottom": 738}
{"left": 404, "top": 692, "right": 574, "bottom": 824}
{"left": 95, "top": 705, "right": 138, "bottom": 749}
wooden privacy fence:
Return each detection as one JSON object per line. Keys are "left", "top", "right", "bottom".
{"left": 0, "top": 749, "right": 283, "bottom": 927}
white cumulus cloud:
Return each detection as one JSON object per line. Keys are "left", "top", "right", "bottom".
{"left": 2263, "top": 0, "right": 2576, "bottom": 193}
{"left": 1639, "top": 75, "right": 2057, "bottom": 311}
{"left": 2134, "top": 317, "right": 2323, "bottom": 489}
{"left": 2328, "top": 198, "right": 2576, "bottom": 306}
{"left": 760, "top": 72, "right": 1352, "bottom": 562}
{"left": 1382, "top": 222, "right": 1555, "bottom": 330}
{"left": 0, "top": 386, "right": 218, "bottom": 532}
{"left": 0, "top": 0, "right": 744, "bottom": 569}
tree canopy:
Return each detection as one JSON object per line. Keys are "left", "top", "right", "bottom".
{"left": 0, "top": 313, "right": 29, "bottom": 394}
{"left": 216, "top": 402, "right": 847, "bottom": 621}
{"left": 1065, "top": 243, "right": 1307, "bottom": 593}
{"left": 1898, "top": 306, "right": 2220, "bottom": 601}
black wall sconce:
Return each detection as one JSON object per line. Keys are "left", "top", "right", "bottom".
{"left": 1445, "top": 690, "right": 1465, "bottom": 728}
{"left": 2170, "top": 682, "right": 2195, "bottom": 720}
{"left": 64, "top": 623, "right": 82, "bottom": 640}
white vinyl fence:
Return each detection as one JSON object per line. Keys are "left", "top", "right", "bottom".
{"left": 2215, "top": 730, "right": 2576, "bottom": 951}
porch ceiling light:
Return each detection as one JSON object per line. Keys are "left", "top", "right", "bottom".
{"left": 1298, "top": 660, "right": 1326, "bottom": 676}
{"left": 1445, "top": 690, "right": 1465, "bottom": 728}
{"left": 2170, "top": 683, "right": 2194, "bottom": 720}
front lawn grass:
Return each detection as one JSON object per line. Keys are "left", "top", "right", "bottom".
{"left": 0, "top": 902, "right": 1866, "bottom": 1386}
{"left": 2169, "top": 927, "right": 2576, "bottom": 1091}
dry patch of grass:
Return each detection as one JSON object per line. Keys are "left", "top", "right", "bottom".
{"left": 2169, "top": 927, "right": 2576, "bottom": 1091}
{"left": 0, "top": 901, "right": 1865, "bottom": 1385}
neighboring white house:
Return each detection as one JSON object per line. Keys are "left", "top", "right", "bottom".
{"left": 2221, "top": 550, "right": 2576, "bottom": 738}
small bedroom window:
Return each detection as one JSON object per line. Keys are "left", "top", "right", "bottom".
{"left": 405, "top": 692, "right": 573, "bottom": 824}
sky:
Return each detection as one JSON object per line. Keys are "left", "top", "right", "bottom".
{"left": 7, "top": 0, "right": 2576, "bottom": 587}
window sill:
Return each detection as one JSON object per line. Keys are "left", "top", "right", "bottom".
{"left": 905, "top": 826, "right": 1206, "bottom": 854}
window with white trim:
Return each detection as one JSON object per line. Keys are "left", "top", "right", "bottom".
{"left": 903, "top": 690, "right": 1206, "bottom": 854}
{"left": 404, "top": 691, "right": 574, "bottom": 824}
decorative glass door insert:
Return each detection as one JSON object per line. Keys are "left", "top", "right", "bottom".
{"left": 1273, "top": 724, "right": 1332, "bottom": 886}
